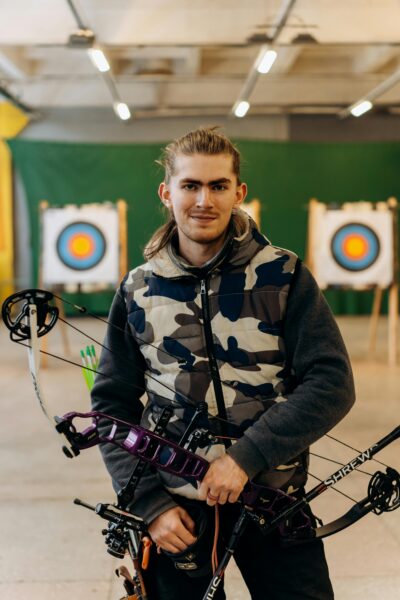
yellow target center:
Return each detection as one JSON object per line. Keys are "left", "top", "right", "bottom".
{"left": 70, "top": 235, "right": 93, "bottom": 257}
{"left": 343, "top": 236, "right": 367, "bottom": 258}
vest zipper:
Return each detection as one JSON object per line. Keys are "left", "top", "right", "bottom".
{"left": 200, "top": 277, "right": 228, "bottom": 422}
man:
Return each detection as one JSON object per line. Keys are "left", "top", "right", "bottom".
{"left": 91, "top": 127, "right": 355, "bottom": 599}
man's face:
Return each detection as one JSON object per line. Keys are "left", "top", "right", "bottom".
{"left": 158, "top": 153, "right": 247, "bottom": 259}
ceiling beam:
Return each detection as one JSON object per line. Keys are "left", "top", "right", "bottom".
{"left": 352, "top": 45, "right": 400, "bottom": 74}
{"left": 270, "top": 46, "right": 302, "bottom": 74}
{"left": 15, "top": 74, "right": 397, "bottom": 109}
{"left": 0, "top": 48, "right": 31, "bottom": 80}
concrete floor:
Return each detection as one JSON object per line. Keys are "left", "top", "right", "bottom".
{"left": 0, "top": 313, "right": 399, "bottom": 599}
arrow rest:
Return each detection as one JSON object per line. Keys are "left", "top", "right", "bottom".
{"left": 1, "top": 289, "right": 59, "bottom": 341}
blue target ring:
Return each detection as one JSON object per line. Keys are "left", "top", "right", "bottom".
{"left": 56, "top": 222, "right": 106, "bottom": 271}
{"left": 331, "top": 223, "right": 380, "bottom": 272}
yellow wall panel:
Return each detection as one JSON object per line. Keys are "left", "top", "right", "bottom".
{"left": 0, "top": 102, "right": 29, "bottom": 302}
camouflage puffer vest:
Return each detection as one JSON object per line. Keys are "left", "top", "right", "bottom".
{"left": 122, "top": 218, "right": 304, "bottom": 497}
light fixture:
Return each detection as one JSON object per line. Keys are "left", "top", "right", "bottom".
{"left": 113, "top": 102, "right": 131, "bottom": 121}
{"left": 66, "top": 2, "right": 131, "bottom": 121}
{"left": 256, "top": 49, "right": 278, "bottom": 74}
{"left": 234, "top": 100, "right": 250, "bottom": 118}
{"left": 87, "top": 48, "right": 110, "bottom": 73}
{"left": 350, "top": 100, "right": 373, "bottom": 117}
{"left": 339, "top": 67, "right": 400, "bottom": 118}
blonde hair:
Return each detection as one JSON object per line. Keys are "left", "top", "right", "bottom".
{"left": 157, "top": 126, "right": 241, "bottom": 183}
{"left": 145, "top": 127, "right": 243, "bottom": 260}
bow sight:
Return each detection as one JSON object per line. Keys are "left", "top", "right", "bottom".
{"left": 73, "top": 498, "right": 145, "bottom": 557}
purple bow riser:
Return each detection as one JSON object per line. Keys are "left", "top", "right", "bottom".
{"left": 56, "top": 410, "right": 210, "bottom": 480}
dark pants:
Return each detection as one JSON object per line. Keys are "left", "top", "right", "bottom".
{"left": 142, "top": 501, "right": 334, "bottom": 600}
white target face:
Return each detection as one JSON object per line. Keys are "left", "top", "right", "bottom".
{"left": 312, "top": 210, "right": 394, "bottom": 289}
{"left": 42, "top": 205, "right": 120, "bottom": 286}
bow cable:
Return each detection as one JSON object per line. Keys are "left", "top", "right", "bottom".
{"left": 4, "top": 289, "right": 398, "bottom": 490}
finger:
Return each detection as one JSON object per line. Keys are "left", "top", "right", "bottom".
{"left": 206, "top": 490, "right": 219, "bottom": 506}
{"left": 158, "top": 537, "right": 187, "bottom": 554}
{"left": 174, "top": 520, "right": 197, "bottom": 547}
{"left": 228, "top": 490, "right": 240, "bottom": 503}
{"left": 217, "top": 491, "right": 229, "bottom": 505}
{"left": 179, "top": 508, "right": 196, "bottom": 535}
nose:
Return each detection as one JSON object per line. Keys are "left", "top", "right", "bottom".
{"left": 196, "top": 186, "right": 213, "bottom": 207}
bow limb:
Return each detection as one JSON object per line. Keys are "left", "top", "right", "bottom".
{"left": 27, "top": 303, "right": 53, "bottom": 424}
{"left": 254, "top": 426, "right": 400, "bottom": 544}
{"left": 26, "top": 303, "right": 76, "bottom": 457}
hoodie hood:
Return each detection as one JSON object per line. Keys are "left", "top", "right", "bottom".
{"left": 149, "top": 209, "right": 271, "bottom": 278}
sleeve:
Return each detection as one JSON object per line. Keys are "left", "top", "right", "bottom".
{"left": 90, "top": 284, "right": 178, "bottom": 524}
{"left": 227, "top": 261, "right": 356, "bottom": 480}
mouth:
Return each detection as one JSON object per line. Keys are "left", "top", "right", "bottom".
{"left": 190, "top": 214, "right": 218, "bottom": 222}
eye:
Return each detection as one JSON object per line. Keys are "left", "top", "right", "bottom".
{"left": 182, "top": 183, "right": 198, "bottom": 191}
{"left": 212, "top": 184, "right": 227, "bottom": 191}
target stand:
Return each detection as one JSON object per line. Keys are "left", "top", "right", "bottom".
{"left": 306, "top": 197, "right": 398, "bottom": 366}
{"left": 242, "top": 199, "right": 261, "bottom": 229}
{"left": 38, "top": 200, "right": 128, "bottom": 365}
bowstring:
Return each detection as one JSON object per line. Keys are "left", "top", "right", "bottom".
{"left": 306, "top": 471, "right": 358, "bottom": 504}
{"left": 55, "top": 295, "right": 243, "bottom": 428}
{"left": 309, "top": 452, "right": 375, "bottom": 478}
{"left": 29, "top": 292, "right": 395, "bottom": 483}
{"left": 58, "top": 315, "right": 193, "bottom": 408}
{"left": 53, "top": 293, "right": 188, "bottom": 365}
{"left": 16, "top": 340, "right": 149, "bottom": 397}
{"left": 324, "top": 433, "right": 390, "bottom": 469}
{"left": 307, "top": 451, "right": 374, "bottom": 504}
{"left": 18, "top": 314, "right": 235, "bottom": 430}
{"left": 15, "top": 343, "right": 386, "bottom": 509}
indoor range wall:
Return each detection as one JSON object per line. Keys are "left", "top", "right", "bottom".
{"left": 10, "top": 110, "right": 400, "bottom": 314}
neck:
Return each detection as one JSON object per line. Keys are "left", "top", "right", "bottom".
{"left": 177, "top": 233, "right": 229, "bottom": 267}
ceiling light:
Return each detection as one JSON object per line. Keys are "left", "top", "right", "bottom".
{"left": 113, "top": 102, "right": 131, "bottom": 121}
{"left": 291, "top": 33, "right": 318, "bottom": 44}
{"left": 87, "top": 48, "right": 110, "bottom": 73}
{"left": 350, "top": 100, "right": 373, "bottom": 117}
{"left": 234, "top": 100, "right": 250, "bottom": 118}
{"left": 257, "top": 49, "right": 278, "bottom": 74}
{"left": 68, "top": 29, "right": 95, "bottom": 48}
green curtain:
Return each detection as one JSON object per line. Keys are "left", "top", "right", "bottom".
{"left": 8, "top": 138, "right": 400, "bottom": 314}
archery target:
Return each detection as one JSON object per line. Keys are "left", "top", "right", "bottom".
{"left": 330, "top": 223, "right": 380, "bottom": 272}
{"left": 56, "top": 222, "right": 106, "bottom": 270}
{"left": 42, "top": 204, "right": 120, "bottom": 285}
{"left": 312, "top": 209, "right": 394, "bottom": 289}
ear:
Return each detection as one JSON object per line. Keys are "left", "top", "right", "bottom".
{"left": 158, "top": 182, "right": 172, "bottom": 208}
{"left": 234, "top": 182, "right": 248, "bottom": 208}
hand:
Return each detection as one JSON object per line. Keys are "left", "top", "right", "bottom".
{"left": 148, "top": 506, "right": 196, "bottom": 554}
{"left": 198, "top": 454, "right": 248, "bottom": 506}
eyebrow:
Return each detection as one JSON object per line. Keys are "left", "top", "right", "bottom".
{"left": 179, "top": 177, "right": 232, "bottom": 185}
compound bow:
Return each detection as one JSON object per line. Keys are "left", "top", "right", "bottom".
{"left": 2, "top": 288, "right": 400, "bottom": 600}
